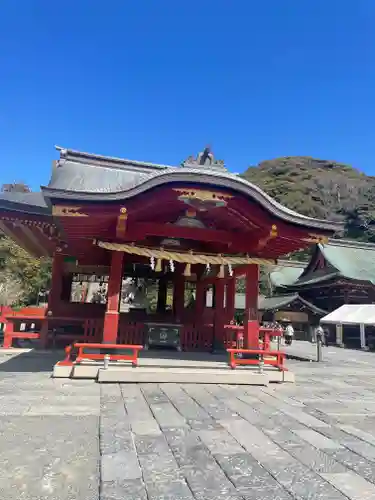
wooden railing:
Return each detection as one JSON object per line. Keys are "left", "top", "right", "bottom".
{"left": 3, "top": 315, "right": 103, "bottom": 348}
{"left": 118, "top": 321, "right": 145, "bottom": 345}
{"left": 181, "top": 324, "right": 214, "bottom": 351}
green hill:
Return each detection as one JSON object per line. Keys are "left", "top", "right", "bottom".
{"left": 242, "top": 156, "right": 375, "bottom": 242}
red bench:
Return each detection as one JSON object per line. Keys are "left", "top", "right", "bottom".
{"left": 58, "top": 342, "right": 143, "bottom": 367}
{"left": 227, "top": 348, "right": 287, "bottom": 371}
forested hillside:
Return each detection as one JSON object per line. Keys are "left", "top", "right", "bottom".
{"left": 243, "top": 156, "right": 375, "bottom": 242}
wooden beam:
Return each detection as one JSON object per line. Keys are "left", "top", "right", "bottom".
{"left": 118, "top": 221, "right": 257, "bottom": 247}
{"left": 19, "top": 225, "right": 50, "bottom": 257}
{"left": 0, "top": 220, "right": 40, "bottom": 257}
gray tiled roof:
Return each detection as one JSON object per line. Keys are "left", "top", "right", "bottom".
{"left": 41, "top": 147, "right": 342, "bottom": 232}
{"left": 0, "top": 191, "right": 49, "bottom": 215}
{"left": 259, "top": 293, "right": 327, "bottom": 315}
{"left": 270, "top": 262, "right": 305, "bottom": 287}
{"left": 288, "top": 238, "right": 375, "bottom": 287}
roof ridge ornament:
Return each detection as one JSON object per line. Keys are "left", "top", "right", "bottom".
{"left": 181, "top": 146, "right": 227, "bottom": 171}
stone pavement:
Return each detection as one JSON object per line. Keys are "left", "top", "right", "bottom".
{"left": 283, "top": 340, "right": 375, "bottom": 365}
{"left": 2, "top": 349, "right": 375, "bottom": 498}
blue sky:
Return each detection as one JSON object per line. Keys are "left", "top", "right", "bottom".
{"left": 1, "top": 1, "right": 375, "bottom": 190}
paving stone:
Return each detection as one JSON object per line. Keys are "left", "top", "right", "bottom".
{"left": 100, "top": 479, "right": 147, "bottom": 500}
{"left": 322, "top": 471, "right": 375, "bottom": 500}
{"left": 100, "top": 422, "right": 135, "bottom": 454}
{"left": 294, "top": 428, "right": 343, "bottom": 449}
{"left": 101, "top": 450, "right": 141, "bottom": 481}
{"left": 141, "top": 383, "right": 171, "bottom": 404}
{"left": 329, "top": 448, "right": 375, "bottom": 484}
{"left": 267, "top": 460, "right": 349, "bottom": 499}
{"left": 138, "top": 453, "right": 183, "bottom": 482}
{"left": 287, "top": 446, "right": 347, "bottom": 474}
{"left": 262, "top": 426, "right": 308, "bottom": 450}
{"left": 196, "top": 428, "right": 244, "bottom": 455}
{"left": 239, "top": 485, "right": 294, "bottom": 500}
{"left": 145, "top": 479, "right": 194, "bottom": 500}
{"left": 134, "top": 434, "right": 171, "bottom": 455}
{"left": 182, "top": 465, "right": 240, "bottom": 500}
{"left": 220, "top": 417, "right": 290, "bottom": 462}
{"left": 187, "top": 418, "right": 223, "bottom": 431}
{"left": 340, "top": 425, "right": 375, "bottom": 447}
{"left": 131, "top": 419, "right": 162, "bottom": 435}
{"left": 0, "top": 415, "right": 99, "bottom": 500}
{"left": 161, "top": 383, "right": 212, "bottom": 421}
{"left": 182, "top": 385, "right": 239, "bottom": 420}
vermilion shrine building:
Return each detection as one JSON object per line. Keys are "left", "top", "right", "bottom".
{"left": 0, "top": 147, "right": 341, "bottom": 351}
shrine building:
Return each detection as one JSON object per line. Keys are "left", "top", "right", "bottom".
{"left": 0, "top": 146, "right": 342, "bottom": 351}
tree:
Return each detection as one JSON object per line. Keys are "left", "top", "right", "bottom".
{"left": 0, "top": 271, "right": 23, "bottom": 306}
{"left": 0, "top": 235, "right": 51, "bottom": 306}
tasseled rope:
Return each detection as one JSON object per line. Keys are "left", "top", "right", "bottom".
{"left": 218, "top": 264, "right": 225, "bottom": 279}
{"left": 183, "top": 263, "right": 191, "bottom": 277}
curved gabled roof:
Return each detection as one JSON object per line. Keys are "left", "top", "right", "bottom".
{"left": 283, "top": 238, "right": 375, "bottom": 288}
{"left": 41, "top": 147, "right": 343, "bottom": 233}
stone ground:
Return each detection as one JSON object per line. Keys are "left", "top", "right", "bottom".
{"left": 1, "top": 344, "right": 375, "bottom": 499}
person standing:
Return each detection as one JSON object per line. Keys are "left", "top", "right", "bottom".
{"left": 315, "top": 324, "right": 326, "bottom": 346}
{"left": 284, "top": 323, "right": 294, "bottom": 345}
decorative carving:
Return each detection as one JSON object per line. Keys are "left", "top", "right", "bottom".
{"left": 256, "top": 225, "right": 278, "bottom": 250}
{"left": 52, "top": 205, "right": 88, "bottom": 217}
{"left": 116, "top": 207, "right": 128, "bottom": 238}
{"left": 181, "top": 146, "right": 226, "bottom": 171}
{"left": 173, "top": 188, "right": 232, "bottom": 204}
{"left": 303, "top": 234, "right": 329, "bottom": 244}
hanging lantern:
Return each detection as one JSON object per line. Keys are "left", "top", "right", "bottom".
{"left": 169, "top": 260, "right": 175, "bottom": 272}
{"left": 205, "top": 263, "right": 211, "bottom": 274}
{"left": 228, "top": 263, "right": 233, "bottom": 277}
{"left": 150, "top": 256, "right": 155, "bottom": 270}
{"left": 155, "top": 258, "right": 162, "bottom": 273}
{"left": 183, "top": 263, "right": 191, "bottom": 277}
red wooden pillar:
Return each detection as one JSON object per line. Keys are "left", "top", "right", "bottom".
{"left": 244, "top": 264, "right": 259, "bottom": 348}
{"left": 173, "top": 268, "right": 185, "bottom": 322}
{"left": 40, "top": 252, "right": 64, "bottom": 348}
{"left": 226, "top": 277, "right": 236, "bottom": 323}
{"left": 103, "top": 251, "right": 124, "bottom": 343}
{"left": 213, "top": 278, "right": 225, "bottom": 351}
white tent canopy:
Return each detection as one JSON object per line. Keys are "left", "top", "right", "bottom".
{"left": 321, "top": 304, "right": 375, "bottom": 326}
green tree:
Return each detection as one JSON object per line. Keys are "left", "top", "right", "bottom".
{"left": 0, "top": 235, "right": 51, "bottom": 306}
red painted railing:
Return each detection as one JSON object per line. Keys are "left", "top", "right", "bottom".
{"left": 118, "top": 321, "right": 145, "bottom": 345}
{"left": 181, "top": 324, "right": 214, "bottom": 351}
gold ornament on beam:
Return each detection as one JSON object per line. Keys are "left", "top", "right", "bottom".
{"left": 116, "top": 207, "right": 128, "bottom": 238}
{"left": 303, "top": 233, "right": 329, "bottom": 244}
{"left": 52, "top": 205, "right": 88, "bottom": 217}
{"left": 155, "top": 258, "right": 162, "bottom": 272}
{"left": 256, "top": 224, "right": 278, "bottom": 250}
